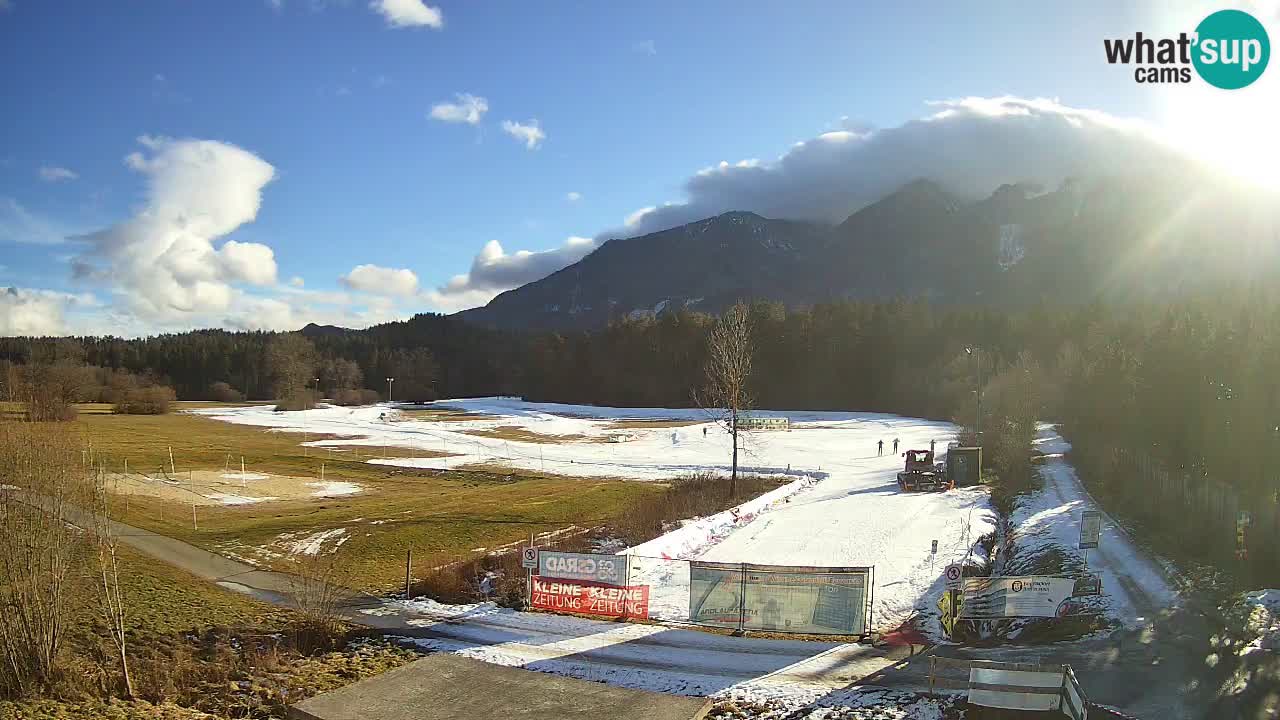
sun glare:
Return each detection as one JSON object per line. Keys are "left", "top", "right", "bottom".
{"left": 1161, "top": 81, "right": 1280, "bottom": 190}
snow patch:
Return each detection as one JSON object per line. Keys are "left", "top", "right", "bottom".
{"left": 1240, "top": 589, "right": 1280, "bottom": 656}
{"left": 306, "top": 481, "right": 362, "bottom": 497}
{"left": 208, "top": 493, "right": 277, "bottom": 506}
{"left": 284, "top": 528, "right": 348, "bottom": 555}
{"left": 221, "top": 472, "right": 269, "bottom": 481}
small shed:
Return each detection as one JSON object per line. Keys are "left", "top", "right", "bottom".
{"left": 948, "top": 447, "right": 982, "bottom": 486}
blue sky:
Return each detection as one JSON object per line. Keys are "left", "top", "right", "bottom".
{"left": 0, "top": 0, "right": 1275, "bottom": 336}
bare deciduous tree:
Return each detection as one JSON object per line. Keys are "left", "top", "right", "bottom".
{"left": 265, "top": 333, "right": 319, "bottom": 406}
{"left": 91, "top": 466, "right": 134, "bottom": 698}
{"left": 699, "top": 302, "right": 754, "bottom": 498}
{"left": 0, "top": 422, "right": 87, "bottom": 697}
{"left": 286, "top": 551, "right": 349, "bottom": 653}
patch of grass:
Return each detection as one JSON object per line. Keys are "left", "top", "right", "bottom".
{"left": 459, "top": 425, "right": 594, "bottom": 444}
{"left": 66, "top": 406, "right": 660, "bottom": 592}
{"left": 1, "top": 527, "right": 420, "bottom": 718}
{"left": 394, "top": 407, "right": 487, "bottom": 422}
{"left": 604, "top": 419, "right": 702, "bottom": 430}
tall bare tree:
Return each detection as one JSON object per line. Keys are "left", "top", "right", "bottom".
{"left": 265, "top": 333, "right": 319, "bottom": 406}
{"left": 91, "top": 466, "right": 133, "bottom": 698}
{"left": 0, "top": 423, "right": 86, "bottom": 697}
{"left": 700, "top": 302, "right": 754, "bottom": 497}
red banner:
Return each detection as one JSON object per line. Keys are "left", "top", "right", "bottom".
{"left": 530, "top": 576, "right": 649, "bottom": 619}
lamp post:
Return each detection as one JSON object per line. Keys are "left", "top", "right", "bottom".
{"left": 312, "top": 377, "right": 320, "bottom": 407}
{"left": 386, "top": 377, "right": 394, "bottom": 405}
{"left": 966, "top": 347, "right": 982, "bottom": 440}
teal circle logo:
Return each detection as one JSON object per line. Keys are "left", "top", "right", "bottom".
{"left": 1193, "top": 9, "right": 1270, "bottom": 89}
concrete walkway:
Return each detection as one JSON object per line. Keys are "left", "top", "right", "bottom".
{"left": 288, "top": 653, "right": 711, "bottom": 720}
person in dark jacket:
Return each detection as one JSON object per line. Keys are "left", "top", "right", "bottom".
{"left": 877, "top": 439, "right": 884, "bottom": 456}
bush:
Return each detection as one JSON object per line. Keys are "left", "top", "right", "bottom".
{"left": 332, "top": 388, "right": 380, "bottom": 406}
{"left": 208, "top": 381, "right": 244, "bottom": 403}
{"left": 274, "top": 390, "right": 318, "bottom": 412}
{"left": 112, "top": 386, "right": 176, "bottom": 415}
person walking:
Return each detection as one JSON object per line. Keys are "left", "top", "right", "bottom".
{"left": 893, "top": 438, "right": 900, "bottom": 454}
{"left": 877, "top": 439, "right": 884, "bottom": 456}
{"left": 930, "top": 438, "right": 936, "bottom": 454}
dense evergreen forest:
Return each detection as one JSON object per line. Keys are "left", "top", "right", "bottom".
{"left": 3, "top": 293, "right": 1278, "bottom": 579}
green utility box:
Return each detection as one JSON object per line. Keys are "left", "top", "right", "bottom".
{"left": 947, "top": 446, "right": 982, "bottom": 486}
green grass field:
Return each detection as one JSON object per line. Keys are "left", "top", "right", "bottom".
{"left": 56, "top": 403, "right": 660, "bottom": 593}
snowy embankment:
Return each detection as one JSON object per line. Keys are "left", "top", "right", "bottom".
{"left": 1007, "top": 423, "right": 1177, "bottom": 627}
{"left": 1240, "top": 589, "right": 1280, "bottom": 656}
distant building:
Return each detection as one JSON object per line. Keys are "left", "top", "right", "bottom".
{"left": 738, "top": 416, "right": 789, "bottom": 431}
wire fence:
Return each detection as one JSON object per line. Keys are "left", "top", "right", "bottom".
{"left": 1092, "top": 447, "right": 1280, "bottom": 585}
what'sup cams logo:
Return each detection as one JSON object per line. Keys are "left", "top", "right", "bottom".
{"left": 1105, "top": 9, "right": 1270, "bottom": 88}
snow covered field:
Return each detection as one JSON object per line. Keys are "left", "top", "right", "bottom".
{"left": 196, "top": 398, "right": 995, "bottom": 632}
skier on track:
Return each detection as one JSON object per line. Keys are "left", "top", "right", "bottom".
{"left": 877, "top": 439, "right": 884, "bottom": 456}
{"left": 893, "top": 438, "right": 900, "bottom": 454}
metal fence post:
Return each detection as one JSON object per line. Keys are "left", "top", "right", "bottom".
{"left": 737, "top": 562, "right": 747, "bottom": 635}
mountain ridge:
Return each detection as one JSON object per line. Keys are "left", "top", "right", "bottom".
{"left": 457, "top": 172, "right": 1279, "bottom": 330}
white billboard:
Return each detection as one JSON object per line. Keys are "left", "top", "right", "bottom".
{"left": 960, "top": 576, "right": 1077, "bottom": 619}
{"left": 536, "top": 551, "right": 625, "bottom": 584}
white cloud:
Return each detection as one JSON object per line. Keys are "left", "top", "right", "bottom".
{"left": 289, "top": 275, "right": 305, "bottom": 288}
{"left": 430, "top": 93, "right": 488, "bottom": 125}
{"left": 265, "top": 0, "right": 283, "bottom": 11}
{"left": 369, "top": 0, "right": 442, "bottom": 28}
{"left": 340, "top": 264, "right": 420, "bottom": 297}
{"left": 0, "top": 198, "right": 73, "bottom": 245}
{"left": 632, "top": 40, "right": 657, "bottom": 56}
{"left": 433, "top": 96, "right": 1200, "bottom": 313}
{"left": 431, "top": 236, "right": 596, "bottom": 307}
{"left": 38, "top": 166, "right": 78, "bottom": 182}
{"left": 607, "top": 96, "right": 1186, "bottom": 239}
{"left": 0, "top": 287, "right": 99, "bottom": 337}
{"left": 501, "top": 119, "right": 546, "bottom": 149}
{"left": 566, "top": 191, "right": 582, "bottom": 202}
{"left": 72, "top": 136, "right": 279, "bottom": 324}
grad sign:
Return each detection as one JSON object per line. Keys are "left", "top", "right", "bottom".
{"left": 960, "top": 576, "right": 1077, "bottom": 619}
{"left": 537, "top": 551, "right": 624, "bottom": 584}
{"left": 689, "top": 561, "right": 872, "bottom": 635}
{"left": 529, "top": 576, "right": 649, "bottom": 619}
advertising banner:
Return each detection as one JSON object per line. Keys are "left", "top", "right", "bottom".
{"left": 529, "top": 576, "right": 649, "bottom": 619}
{"left": 689, "top": 562, "right": 871, "bottom": 635}
{"left": 537, "top": 551, "right": 625, "bottom": 584}
{"left": 960, "top": 576, "right": 1077, "bottom": 619}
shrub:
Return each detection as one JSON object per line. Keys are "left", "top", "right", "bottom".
{"left": 332, "top": 388, "right": 380, "bottom": 406}
{"left": 274, "top": 390, "right": 318, "bottom": 412}
{"left": 208, "top": 381, "right": 244, "bottom": 403}
{"left": 112, "top": 386, "right": 176, "bottom": 415}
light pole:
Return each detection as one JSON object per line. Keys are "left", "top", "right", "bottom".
{"left": 312, "top": 377, "right": 320, "bottom": 407}
{"left": 966, "top": 347, "right": 982, "bottom": 441}
{"left": 386, "top": 377, "right": 394, "bottom": 405}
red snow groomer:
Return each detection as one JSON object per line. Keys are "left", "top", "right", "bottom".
{"left": 896, "top": 449, "right": 952, "bottom": 492}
